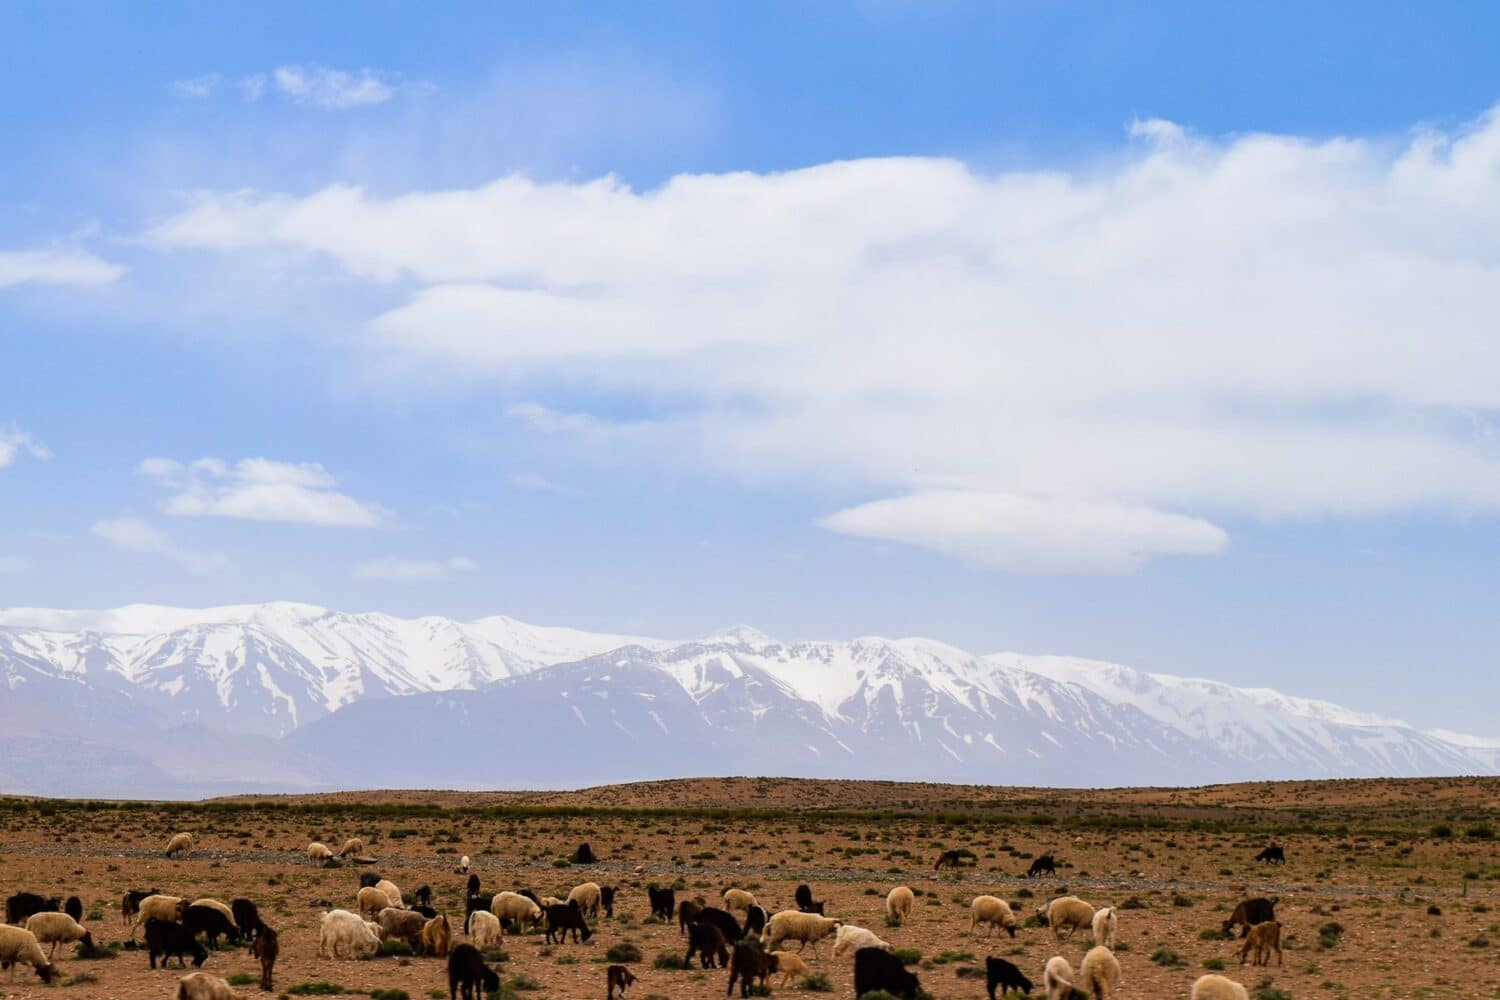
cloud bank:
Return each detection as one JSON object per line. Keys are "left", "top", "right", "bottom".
{"left": 139, "top": 457, "right": 391, "bottom": 527}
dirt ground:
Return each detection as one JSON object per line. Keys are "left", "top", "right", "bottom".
{"left": 0, "top": 777, "right": 1496, "bottom": 1000}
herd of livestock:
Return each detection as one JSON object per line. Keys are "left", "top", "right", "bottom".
{"left": 0, "top": 833, "right": 1297, "bottom": 999}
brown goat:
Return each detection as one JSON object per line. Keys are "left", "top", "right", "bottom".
{"left": 1240, "top": 920, "right": 1282, "bottom": 967}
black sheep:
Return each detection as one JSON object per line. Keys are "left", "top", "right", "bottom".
{"left": 447, "top": 943, "right": 500, "bottom": 1000}
{"left": 121, "top": 889, "right": 159, "bottom": 927}
{"left": 410, "top": 904, "right": 439, "bottom": 919}
{"left": 986, "top": 956, "right": 1033, "bottom": 998}
{"left": 231, "top": 898, "right": 264, "bottom": 942}
{"left": 685, "top": 920, "right": 729, "bottom": 969}
{"left": 5, "top": 892, "right": 60, "bottom": 926}
{"left": 648, "top": 886, "right": 676, "bottom": 922}
{"left": 145, "top": 917, "right": 207, "bottom": 969}
{"left": 358, "top": 872, "right": 382, "bottom": 889}
{"left": 726, "top": 939, "right": 778, "bottom": 998}
{"left": 1255, "top": 845, "right": 1287, "bottom": 864}
{"left": 544, "top": 902, "right": 593, "bottom": 944}
{"left": 695, "top": 906, "right": 743, "bottom": 943}
{"left": 854, "top": 946, "right": 921, "bottom": 1000}
{"left": 1027, "top": 854, "right": 1057, "bottom": 877}
{"left": 678, "top": 898, "right": 705, "bottom": 935}
{"left": 572, "top": 842, "right": 597, "bottom": 864}
{"left": 250, "top": 925, "right": 278, "bottom": 991}
{"left": 463, "top": 893, "right": 486, "bottom": 935}
{"left": 794, "top": 884, "right": 816, "bottom": 911}
{"left": 1223, "top": 897, "right": 1279, "bottom": 937}
{"left": 63, "top": 896, "right": 83, "bottom": 923}
{"left": 413, "top": 885, "right": 433, "bottom": 908}
{"left": 744, "top": 904, "right": 768, "bottom": 937}
{"left": 183, "top": 904, "right": 240, "bottom": 947}
{"left": 606, "top": 964, "right": 637, "bottom": 1000}
{"left": 600, "top": 885, "right": 616, "bottom": 918}
{"left": 465, "top": 874, "right": 481, "bottom": 897}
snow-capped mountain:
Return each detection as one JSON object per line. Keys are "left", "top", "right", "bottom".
{"left": 0, "top": 602, "right": 1492, "bottom": 795}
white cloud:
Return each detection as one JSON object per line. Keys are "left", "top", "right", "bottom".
{"left": 90, "top": 515, "right": 226, "bottom": 575}
{"left": 234, "top": 64, "right": 428, "bottom": 110}
{"left": 510, "top": 472, "right": 572, "bottom": 494}
{"left": 0, "top": 556, "right": 29, "bottom": 574}
{"left": 172, "top": 74, "right": 221, "bottom": 98}
{"left": 0, "top": 425, "right": 50, "bottom": 467}
{"left": 152, "top": 105, "right": 1500, "bottom": 572}
{"left": 353, "top": 555, "right": 477, "bottom": 581}
{"left": 139, "top": 456, "right": 390, "bottom": 527}
{"left": 0, "top": 249, "right": 124, "bottom": 288}
{"left": 820, "top": 491, "right": 1228, "bottom": 574}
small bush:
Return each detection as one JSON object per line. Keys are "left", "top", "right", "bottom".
{"left": 370, "top": 991, "right": 410, "bottom": 1000}
{"left": 892, "top": 947, "right": 921, "bottom": 964}
{"left": 606, "top": 942, "right": 643, "bottom": 963}
{"left": 226, "top": 973, "right": 257, "bottom": 986}
{"left": 507, "top": 973, "right": 542, "bottom": 990}
{"left": 1150, "top": 947, "right": 1183, "bottom": 967}
{"left": 287, "top": 984, "right": 345, "bottom": 997}
{"left": 654, "top": 952, "right": 688, "bottom": 970}
{"left": 378, "top": 938, "right": 414, "bottom": 957}
{"left": 803, "top": 971, "right": 833, "bottom": 991}
{"left": 1202, "top": 957, "right": 1225, "bottom": 970}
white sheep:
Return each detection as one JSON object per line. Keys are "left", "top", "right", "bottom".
{"left": 1192, "top": 974, "right": 1251, "bottom": 1000}
{"left": 318, "top": 909, "right": 380, "bottom": 959}
{"left": 969, "top": 895, "right": 1018, "bottom": 938}
{"left": 540, "top": 895, "right": 565, "bottom": 908}
{"left": 375, "top": 879, "right": 403, "bottom": 908}
{"left": 176, "top": 971, "right": 245, "bottom": 1000}
{"left": 832, "top": 923, "right": 891, "bottom": 958}
{"left": 1041, "top": 895, "right": 1095, "bottom": 940}
{"left": 885, "top": 886, "right": 914, "bottom": 925}
{"left": 568, "top": 881, "right": 603, "bottom": 917}
{"left": 307, "top": 841, "right": 333, "bottom": 864}
{"left": 489, "top": 892, "right": 543, "bottom": 936}
{"left": 131, "top": 894, "right": 188, "bottom": 935}
{"left": 357, "top": 886, "right": 393, "bottom": 918}
{"left": 0, "top": 925, "right": 57, "bottom": 984}
{"left": 24, "top": 912, "right": 94, "bottom": 959}
{"left": 763, "top": 910, "right": 841, "bottom": 955}
{"left": 1078, "top": 945, "right": 1121, "bottom": 1000}
{"left": 1043, "top": 956, "right": 1075, "bottom": 1000}
{"left": 1091, "top": 905, "right": 1117, "bottom": 949}
{"left": 455, "top": 855, "right": 471, "bottom": 874}
{"left": 722, "top": 888, "right": 757, "bottom": 914}
{"left": 338, "top": 837, "right": 365, "bottom": 858}
{"left": 771, "top": 950, "right": 811, "bottom": 986}
{"left": 468, "top": 910, "right": 503, "bottom": 950}
{"left": 165, "top": 832, "right": 194, "bottom": 857}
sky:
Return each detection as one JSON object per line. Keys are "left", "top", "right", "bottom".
{"left": 3, "top": 1, "right": 1500, "bottom": 735}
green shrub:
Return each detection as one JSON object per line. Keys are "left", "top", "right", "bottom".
{"left": 370, "top": 991, "right": 410, "bottom": 1000}
{"left": 892, "top": 947, "right": 921, "bottom": 964}
{"left": 287, "top": 984, "right": 344, "bottom": 996}
{"left": 1202, "top": 957, "right": 1225, "bottom": 970}
{"left": 1150, "top": 947, "right": 1183, "bottom": 967}
{"left": 226, "top": 973, "right": 257, "bottom": 986}
{"left": 653, "top": 952, "right": 688, "bottom": 970}
{"left": 803, "top": 971, "right": 833, "bottom": 992}
{"left": 606, "top": 942, "right": 643, "bottom": 963}
{"left": 377, "top": 939, "right": 414, "bottom": 957}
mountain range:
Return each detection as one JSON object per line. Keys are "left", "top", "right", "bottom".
{"left": 0, "top": 602, "right": 1493, "bottom": 798}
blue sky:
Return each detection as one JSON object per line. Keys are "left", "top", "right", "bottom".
{"left": 3, "top": 2, "right": 1500, "bottom": 735}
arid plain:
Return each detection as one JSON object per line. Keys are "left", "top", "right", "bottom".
{"left": 1, "top": 777, "right": 1496, "bottom": 999}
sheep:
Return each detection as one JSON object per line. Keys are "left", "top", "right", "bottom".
{"left": 607, "top": 963, "right": 637, "bottom": 1000}
{"left": 308, "top": 841, "right": 334, "bottom": 865}
{"left": 986, "top": 957, "right": 1034, "bottom": 1000}
{"left": 544, "top": 902, "right": 593, "bottom": 944}
{"left": 175, "top": 972, "right": 244, "bottom": 1000}
{"left": 338, "top": 837, "right": 365, "bottom": 858}
{"left": 1078, "top": 945, "right": 1122, "bottom": 1000}
{"left": 833, "top": 923, "right": 892, "bottom": 958}
{"left": 745, "top": 903, "right": 769, "bottom": 937}
{"left": 184, "top": 904, "right": 241, "bottom": 947}
{"left": 934, "top": 849, "right": 964, "bottom": 870}
{"left": 1255, "top": 845, "right": 1286, "bottom": 864}
{"left": 25, "top": 911, "right": 94, "bottom": 959}
{"left": 455, "top": 855, "right": 472, "bottom": 874}
{"left": 1043, "top": 956, "right": 1076, "bottom": 1000}
{"left": 319, "top": 909, "right": 381, "bottom": 959}
{"left": 568, "top": 881, "right": 604, "bottom": 918}
{"left": 762, "top": 910, "right": 841, "bottom": 955}
{"left": 1240, "top": 920, "right": 1282, "bottom": 967}
{"left": 649, "top": 886, "right": 676, "bottom": 922}
{"left": 490, "top": 891, "right": 543, "bottom": 935}
{"left": 1192, "top": 974, "right": 1251, "bottom": 1000}
{"left": 573, "top": 842, "right": 597, "bottom": 864}
{"left": 249, "top": 925, "right": 278, "bottom": 991}
{"left": 0, "top": 925, "right": 58, "bottom": 983}
{"left": 379, "top": 907, "right": 427, "bottom": 948}
{"left": 468, "top": 910, "right": 502, "bottom": 950}
{"left": 122, "top": 888, "right": 159, "bottom": 927}
{"left": 146, "top": 917, "right": 208, "bottom": 969}
{"left": 1091, "top": 905, "right": 1117, "bottom": 949}
{"left": 448, "top": 943, "right": 500, "bottom": 1000}
{"left": 63, "top": 896, "right": 82, "bottom": 923}
{"left": 854, "top": 946, "right": 920, "bottom": 1000}
{"left": 686, "top": 920, "right": 730, "bottom": 969}
{"left": 722, "top": 888, "right": 757, "bottom": 914}
{"left": 358, "top": 872, "right": 383, "bottom": 890}
{"left": 231, "top": 898, "right": 264, "bottom": 943}
{"left": 412, "top": 885, "right": 434, "bottom": 908}
{"left": 190, "top": 898, "right": 238, "bottom": 928}
{"left": 1028, "top": 853, "right": 1058, "bottom": 877}
{"left": 1041, "top": 895, "right": 1095, "bottom": 940}
{"left": 375, "top": 879, "right": 404, "bottom": 908}
{"left": 600, "top": 885, "right": 617, "bottom": 918}
{"left": 886, "top": 886, "right": 914, "bottom": 925}
{"left": 165, "top": 832, "right": 194, "bottom": 857}
{"left": 5, "top": 892, "right": 60, "bottom": 925}
{"left": 969, "top": 895, "right": 1019, "bottom": 938}
{"left": 421, "top": 914, "right": 451, "bottom": 957}
{"left": 794, "top": 884, "right": 822, "bottom": 913}
{"left": 357, "top": 886, "right": 394, "bottom": 918}
{"left": 771, "top": 949, "right": 810, "bottom": 986}
{"left": 1222, "top": 897, "right": 1278, "bottom": 938}
{"left": 678, "top": 898, "right": 706, "bottom": 935}
{"left": 132, "top": 894, "right": 188, "bottom": 936}
{"left": 727, "top": 939, "right": 779, "bottom": 998}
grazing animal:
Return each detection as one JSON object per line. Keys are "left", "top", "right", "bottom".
{"left": 886, "top": 886, "right": 915, "bottom": 925}
{"left": 686, "top": 920, "right": 730, "bottom": 969}
{"left": 970, "top": 895, "right": 1019, "bottom": 938}
{"left": 375, "top": 879, "right": 404, "bottom": 908}
{"left": 463, "top": 893, "right": 486, "bottom": 935}
{"left": 834, "top": 923, "right": 892, "bottom": 958}
{"left": 544, "top": 902, "right": 593, "bottom": 944}
{"left": 763, "top": 910, "right": 841, "bottom": 955}
{"left": 318, "top": 909, "right": 380, "bottom": 960}
{"left": 1191, "top": 974, "right": 1251, "bottom": 1000}
{"left": 986, "top": 956, "right": 1034, "bottom": 1000}
{"left": 409, "top": 904, "right": 439, "bottom": 920}
{"left": 146, "top": 917, "right": 208, "bottom": 969}
{"left": 935, "top": 849, "right": 964, "bottom": 871}
{"left": 456, "top": 855, "right": 472, "bottom": 875}
{"left": 1255, "top": 845, "right": 1286, "bottom": 864}
{"left": 447, "top": 943, "right": 500, "bottom": 1000}
{"left": 573, "top": 842, "right": 597, "bottom": 864}
{"left": 1240, "top": 920, "right": 1282, "bottom": 967}
{"left": 413, "top": 885, "right": 433, "bottom": 908}
{"left": 695, "top": 906, "right": 744, "bottom": 944}
{"left": 249, "top": 925, "right": 278, "bottom": 991}
{"left": 63, "top": 896, "right": 82, "bottom": 923}
{"left": 23, "top": 912, "right": 93, "bottom": 959}
{"left": 132, "top": 895, "right": 189, "bottom": 936}
{"left": 726, "top": 939, "right": 778, "bottom": 998}
{"left": 338, "top": 837, "right": 365, "bottom": 858}
{"left": 490, "top": 892, "right": 544, "bottom": 936}
{"left": 5, "top": 892, "right": 60, "bottom": 926}
{"left": 175, "top": 971, "right": 243, "bottom": 1000}
{"left": 165, "top": 832, "right": 194, "bottom": 857}
{"left": 1041, "top": 896, "right": 1095, "bottom": 940}
{"left": 678, "top": 898, "right": 706, "bottom": 935}
{"left": 1028, "top": 854, "right": 1058, "bottom": 878}
{"left": 468, "top": 910, "right": 502, "bottom": 950}
{"left": 649, "top": 886, "right": 676, "bottom": 922}
{"left": 794, "top": 883, "right": 821, "bottom": 913}
{"left": 771, "top": 950, "right": 810, "bottom": 986}
{"left": 1222, "top": 897, "right": 1278, "bottom": 938}
{"left": 466, "top": 874, "right": 481, "bottom": 897}
{"left": 568, "top": 881, "right": 604, "bottom": 918}
{"left": 378, "top": 907, "right": 426, "bottom": 948}
{"left": 307, "top": 842, "right": 334, "bottom": 865}
{"left": 231, "top": 898, "right": 264, "bottom": 943}
{"left": 1043, "top": 956, "right": 1076, "bottom": 1000}
{"left": 122, "top": 888, "right": 160, "bottom": 927}
{"left": 421, "top": 914, "right": 452, "bottom": 957}
{"left": 607, "top": 963, "right": 638, "bottom": 1000}
{"left": 1091, "top": 906, "right": 1117, "bottom": 949}
{"left": 600, "top": 885, "right": 616, "bottom": 918}
{"left": 744, "top": 904, "right": 769, "bottom": 937}
{"left": 358, "top": 872, "right": 382, "bottom": 890}
{"left": 722, "top": 888, "right": 757, "bottom": 914}
{"left": 183, "top": 904, "right": 241, "bottom": 947}
{"left": 854, "top": 945, "right": 921, "bottom": 1000}
{"left": 1078, "top": 945, "right": 1122, "bottom": 999}
{"left": 357, "top": 887, "right": 393, "bottom": 918}
{"left": 0, "top": 925, "right": 58, "bottom": 984}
